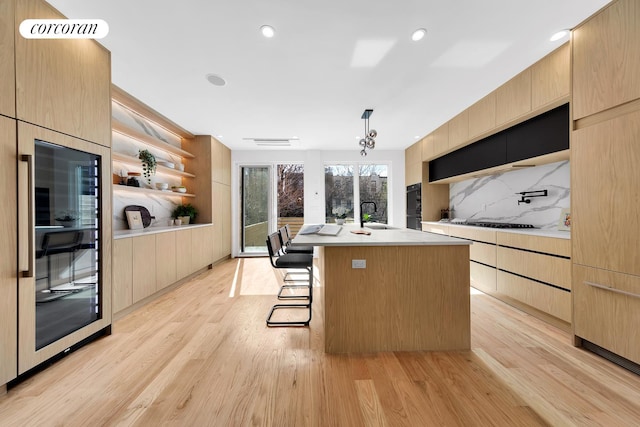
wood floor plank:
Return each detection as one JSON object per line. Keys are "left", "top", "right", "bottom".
{"left": 1, "top": 258, "right": 640, "bottom": 426}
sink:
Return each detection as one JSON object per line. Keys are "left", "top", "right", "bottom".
{"left": 364, "top": 223, "right": 397, "bottom": 230}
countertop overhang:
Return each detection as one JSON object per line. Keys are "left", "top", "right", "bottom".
{"left": 292, "top": 224, "right": 471, "bottom": 247}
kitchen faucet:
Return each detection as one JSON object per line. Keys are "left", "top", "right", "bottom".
{"left": 360, "top": 201, "right": 377, "bottom": 229}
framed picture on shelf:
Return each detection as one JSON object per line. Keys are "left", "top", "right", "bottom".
{"left": 126, "top": 210, "right": 144, "bottom": 230}
{"left": 557, "top": 208, "right": 571, "bottom": 231}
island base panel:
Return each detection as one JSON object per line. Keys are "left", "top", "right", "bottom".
{"left": 321, "top": 245, "right": 470, "bottom": 353}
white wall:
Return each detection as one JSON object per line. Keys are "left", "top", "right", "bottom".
{"left": 231, "top": 149, "right": 406, "bottom": 256}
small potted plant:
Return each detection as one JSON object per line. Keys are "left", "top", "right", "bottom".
{"left": 138, "top": 149, "right": 157, "bottom": 185}
{"left": 332, "top": 206, "right": 348, "bottom": 225}
{"left": 54, "top": 211, "right": 78, "bottom": 228}
{"left": 172, "top": 203, "right": 198, "bottom": 225}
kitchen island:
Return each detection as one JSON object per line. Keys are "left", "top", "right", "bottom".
{"left": 292, "top": 224, "right": 472, "bottom": 353}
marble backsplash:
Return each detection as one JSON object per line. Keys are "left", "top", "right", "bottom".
{"left": 449, "top": 160, "right": 569, "bottom": 229}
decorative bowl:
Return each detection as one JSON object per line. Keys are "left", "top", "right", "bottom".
{"left": 155, "top": 182, "right": 169, "bottom": 190}
{"left": 160, "top": 161, "right": 175, "bottom": 169}
{"left": 172, "top": 186, "right": 187, "bottom": 193}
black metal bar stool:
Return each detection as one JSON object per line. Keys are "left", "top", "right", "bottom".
{"left": 265, "top": 232, "right": 313, "bottom": 327}
{"left": 278, "top": 225, "right": 314, "bottom": 283}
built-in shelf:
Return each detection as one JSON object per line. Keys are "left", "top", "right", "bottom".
{"left": 112, "top": 84, "right": 195, "bottom": 139}
{"left": 112, "top": 119, "right": 195, "bottom": 159}
{"left": 113, "top": 185, "right": 195, "bottom": 198}
{"left": 112, "top": 152, "right": 196, "bottom": 178}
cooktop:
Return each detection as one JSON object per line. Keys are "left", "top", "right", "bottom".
{"left": 464, "top": 221, "right": 535, "bottom": 229}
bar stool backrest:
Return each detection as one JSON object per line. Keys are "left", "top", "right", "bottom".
{"left": 266, "top": 232, "right": 283, "bottom": 258}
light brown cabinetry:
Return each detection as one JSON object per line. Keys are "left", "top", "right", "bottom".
{"left": 156, "top": 232, "right": 177, "bottom": 290}
{"left": 0, "top": 116, "right": 17, "bottom": 385}
{"left": 531, "top": 43, "right": 570, "bottom": 110}
{"left": 212, "top": 182, "right": 232, "bottom": 262}
{"left": 404, "top": 140, "right": 422, "bottom": 185}
{"left": 15, "top": 0, "right": 111, "bottom": 146}
{"left": 432, "top": 224, "right": 571, "bottom": 325}
{"left": 496, "top": 69, "right": 532, "bottom": 126}
{"left": 186, "top": 134, "right": 231, "bottom": 263}
{"left": 572, "top": 0, "right": 640, "bottom": 120}
{"left": 571, "top": 0, "right": 640, "bottom": 365}
{"left": 192, "top": 226, "right": 213, "bottom": 271}
{"left": 112, "top": 239, "right": 133, "bottom": 313}
{"left": 572, "top": 110, "right": 640, "bottom": 276}
{"left": 112, "top": 225, "right": 214, "bottom": 314}
{"left": 432, "top": 123, "right": 449, "bottom": 157}
{"left": 175, "top": 229, "right": 192, "bottom": 279}
{"left": 0, "top": 0, "right": 15, "bottom": 118}
{"left": 448, "top": 110, "right": 469, "bottom": 150}
{"left": 420, "top": 134, "right": 434, "bottom": 162}
{"left": 468, "top": 92, "right": 496, "bottom": 140}
{"left": 573, "top": 265, "right": 640, "bottom": 364}
{"left": 132, "top": 235, "right": 157, "bottom": 303}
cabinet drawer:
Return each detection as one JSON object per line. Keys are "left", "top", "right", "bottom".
{"left": 497, "top": 232, "right": 570, "bottom": 257}
{"left": 470, "top": 262, "right": 496, "bottom": 294}
{"left": 497, "top": 271, "right": 571, "bottom": 323}
{"left": 448, "top": 226, "right": 496, "bottom": 244}
{"left": 498, "top": 246, "right": 571, "bottom": 290}
{"left": 422, "top": 223, "right": 449, "bottom": 235}
{"left": 470, "top": 241, "right": 496, "bottom": 267}
{"left": 573, "top": 265, "right": 640, "bottom": 365}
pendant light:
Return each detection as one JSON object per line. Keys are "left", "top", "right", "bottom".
{"left": 358, "top": 109, "right": 377, "bottom": 156}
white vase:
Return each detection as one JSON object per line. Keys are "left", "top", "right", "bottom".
{"left": 336, "top": 218, "right": 345, "bottom": 225}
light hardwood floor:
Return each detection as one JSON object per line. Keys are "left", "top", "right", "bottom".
{"left": 1, "top": 257, "right": 639, "bottom": 426}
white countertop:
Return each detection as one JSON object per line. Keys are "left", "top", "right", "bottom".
{"left": 292, "top": 224, "right": 471, "bottom": 247}
{"left": 422, "top": 221, "right": 571, "bottom": 240}
{"left": 113, "top": 223, "right": 212, "bottom": 239}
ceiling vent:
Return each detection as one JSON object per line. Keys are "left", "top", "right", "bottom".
{"left": 243, "top": 137, "right": 299, "bottom": 147}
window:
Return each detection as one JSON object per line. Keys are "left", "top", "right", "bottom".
{"left": 359, "top": 164, "right": 388, "bottom": 224}
{"left": 277, "top": 164, "right": 304, "bottom": 237}
{"left": 325, "top": 163, "right": 389, "bottom": 224}
{"left": 324, "top": 165, "right": 354, "bottom": 223}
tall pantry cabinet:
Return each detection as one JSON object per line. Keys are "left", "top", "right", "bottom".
{"left": 2, "top": 0, "right": 112, "bottom": 390}
{"left": 571, "top": 0, "right": 640, "bottom": 365}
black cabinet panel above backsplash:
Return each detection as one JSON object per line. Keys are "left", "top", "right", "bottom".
{"left": 429, "top": 103, "right": 569, "bottom": 182}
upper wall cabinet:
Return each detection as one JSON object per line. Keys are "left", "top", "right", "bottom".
{"left": 421, "top": 134, "right": 434, "bottom": 162}
{"left": 531, "top": 43, "right": 570, "bottom": 111}
{"left": 496, "top": 69, "right": 532, "bottom": 126}
{"left": 0, "top": 0, "right": 15, "bottom": 118}
{"left": 432, "top": 123, "right": 449, "bottom": 157}
{"left": 15, "top": 0, "right": 111, "bottom": 146}
{"left": 468, "top": 92, "right": 496, "bottom": 140}
{"left": 448, "top": 110, "right": 469, "bottom": 151}
{"left": 573, "top": 0, "right": 640, "bottom": 120}
{"left": 404, "top": 140, "right": 422, "bottom": 185}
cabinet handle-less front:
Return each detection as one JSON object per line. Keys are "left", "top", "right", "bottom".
{"left": 584, "top": 281, "right": 640, "bottom": 299}
{"left": 20, "top": 154, "right": 34, "bottom": 278}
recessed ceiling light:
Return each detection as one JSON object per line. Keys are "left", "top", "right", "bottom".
{"left": 205, "top": 73, "right": 226, "bottom": 86}
{"left": 260, "top": 25, "right": 275, "bottom": 38}
{"left": 550, "top": 30, "right": 569, "bottom": 41}
{"left": 411, "top": 28, "right": 427, "bottom": 42}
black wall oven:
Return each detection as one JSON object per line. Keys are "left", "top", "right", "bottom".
{"left": 406, "top": 183, "right": 422, "bottom": 230}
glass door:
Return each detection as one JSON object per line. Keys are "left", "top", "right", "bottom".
{"left": 17, "top": 122, "right": 112, "bottom": 374}
{"left": 276, "top": 164, "right": 304, "bottom": 238}
{"left": 240, "top": 166, "right": 271, "bottom": 254}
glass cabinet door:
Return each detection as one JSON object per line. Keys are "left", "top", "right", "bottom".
{"left": 33, "top": 140, "right": 101, "bottom": 349}
{"left": 18, "top": 122, "right": 112, "bottom": 375}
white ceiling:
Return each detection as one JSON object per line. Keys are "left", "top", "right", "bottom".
{"left": 48, "top": 0, "right": 610, "bottom": 151}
